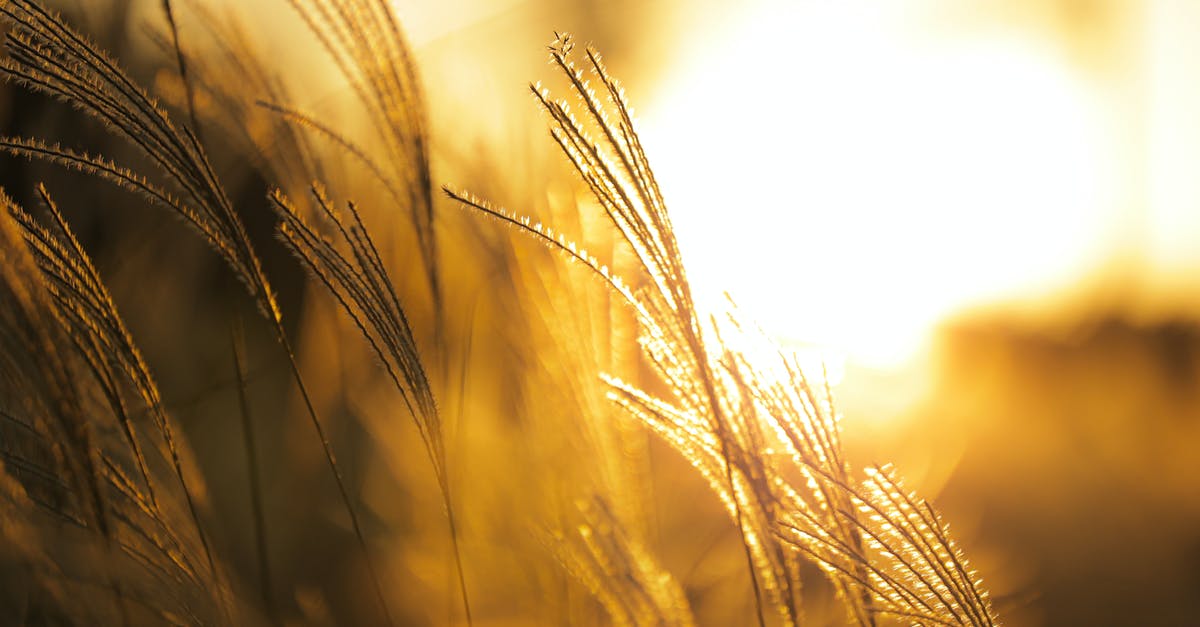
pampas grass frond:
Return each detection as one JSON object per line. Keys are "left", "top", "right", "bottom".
{"left": 0, "top": 3, "right": 396, "bottom": 622}
{"left": 283, "top": 0, "right": 441, "bottom": 321}
{"left": 449, "top": 32, "right": 998, "bottom": 627}
{"left": 552, "top": 496, "right": 696, "bottom": 627}
{"left": 0, "top": 189, "right": 227, "bottom": 624}
{"left": 8, "top": 184, "right": 219, "bottom": 587}
{"left": 0, "top": 0, "right": 272, "bottom": 319}
{"left": 270, "top": 183, "right": 472, "bottom": 623}
{"left": 146, "top": 0, "right": 323, "bottom": 193}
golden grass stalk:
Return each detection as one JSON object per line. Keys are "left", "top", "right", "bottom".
{"left": 0, "top": 2, "right": 394, "bottom": 622}
{"left": 230, "top": 313, "right": 275, "bottom": 623}
{"left": 6, "top": 183, "right": 222, "bottom": 601}
{"left": 551, "top": 496, "right": 696, "bottom": 627}
{"left": 450, "top": 32, "right": 790, "bottom": 626}
{"left": 270, "top": 183, "right": 473, "bottom": 624}
{"left": 282, "top": 0, "right": 441, "bottom": 329}
{"left": 0, "top": 189, "right": 226, "bottom": 623}
{"left": 449, "top": 32, "right": 998, "bottom": 627}
{"left": 146, "top": 0, "right": 323, "bottom": 194}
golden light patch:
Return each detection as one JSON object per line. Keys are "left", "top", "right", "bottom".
{"left": 642, "top": 1, "right": 1116, "bottom": 368}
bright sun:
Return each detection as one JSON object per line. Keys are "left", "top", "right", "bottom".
{"left": 640, "top": 1, "right": 1115, "bottom": 369}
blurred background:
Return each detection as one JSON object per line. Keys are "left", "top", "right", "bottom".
{"left": 2, "top": 0, "right": 1199, "bottom": 624}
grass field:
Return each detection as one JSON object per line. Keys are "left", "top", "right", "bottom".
{"left": 0, "top": 1, "right": 1198, "bottom": 625}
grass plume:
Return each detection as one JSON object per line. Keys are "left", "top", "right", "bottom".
{"left": 448, "top": 32, "right": 998, "bottom": 626}
{"left": 0, "top": 188, "right": 227, "bottom": 623}
{"left": 0, "top": 1, "right": 394, "bottom": 622}
{"left": 270, "top": 184, "right": 472, "bottom": 624}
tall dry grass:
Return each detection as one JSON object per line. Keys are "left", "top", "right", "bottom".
{"left": 0, "top": 1, "right": 997, "bottom": 624}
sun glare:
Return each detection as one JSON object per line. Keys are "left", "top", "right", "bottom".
{"left": 641, "top": 1, "right": 1115, "bottom": 369}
